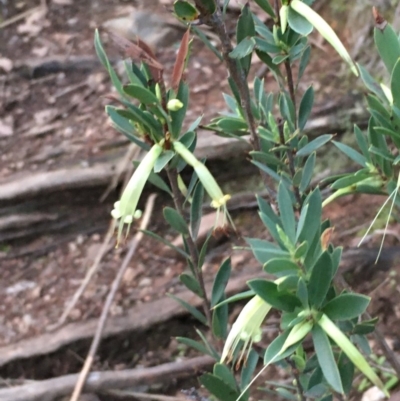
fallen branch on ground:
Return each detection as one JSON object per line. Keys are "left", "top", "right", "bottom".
{"left": 0, "top": 355, "right": 214, "bottom": 401}
{"left": 0, "top": 269, "right": 262, "bottom": 368}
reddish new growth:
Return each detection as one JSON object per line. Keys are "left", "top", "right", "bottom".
{"left": 372, "top": 7, "right": 387, "bottom": 31}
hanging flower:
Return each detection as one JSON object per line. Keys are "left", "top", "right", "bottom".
{"left": 113, "top": 143, "right": 163, "bottom": 245}
{"left": 290, "top": 0, "right": 358, "bottom": 76}
{"left": 221, "top": 295, "right": 272, "bottom": 367}
{"left": 172, "top": 140, "right": 235, "bottom": 230}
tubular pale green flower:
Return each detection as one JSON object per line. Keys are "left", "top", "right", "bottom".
{"left": 221, "top": 295, "right": 272, "bottom": 365}
{"left": 290, "top": 0, "right": 358, "bottom": 77}
{"left": 113, "top": 143, "right": 163, "bottom": 245}
{"left": 318, "top": 314, "right": 388, "bottom": 395}
{"left": 173, "top": 140, "right": 234, "bottom": 229}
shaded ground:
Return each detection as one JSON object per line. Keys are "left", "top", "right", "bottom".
{"left": 1, "top": 0, "right": 400, "bottom": 399}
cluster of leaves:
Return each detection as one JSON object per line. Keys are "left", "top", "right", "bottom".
{"left": 96, "top": 0, "right": 400, "bottom": 400}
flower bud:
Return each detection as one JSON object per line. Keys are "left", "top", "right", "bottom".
{"left": 167, "top": 99, "right": 184, "bottom": 111}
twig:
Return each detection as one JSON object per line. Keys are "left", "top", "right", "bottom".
{"left": 104, "top": 389, "right": 186, "bottom": 401}
{"left": 287, "top": 359, "right": 306, "bottom": 401}
{"left": 49, "top": 220, "right": 116, "bottom": 331}
{"left": 69, "top": 193, "right": 158, "bottom": 401}
{"left": 0, "top": 355, "right": 214, "bottom": 401}
{"left": 0, "top": 5, "right": 43, "bottom": 29}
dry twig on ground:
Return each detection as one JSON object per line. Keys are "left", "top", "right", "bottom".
{"left": 69, "top": 193, "right": 158, "bottom": 401}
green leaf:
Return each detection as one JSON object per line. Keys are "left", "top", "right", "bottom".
{"left": 307, "top": 252, "right": 333, "bottom": 308}
{"left": 191, "top": 25, "right": 223, "bottom": 61}
{"left": 253, "top": 0, "right": 275, "bottom": 17}
{"left": 354, "top": 125, "right": 371, "bottom": 162}
{"left": 170, "top": 82, "right": 189, "bottom": 138}
{"left": 177, "top": 336, "right": 214, "bottom": 356}
{"left": 332, "top": 141, "right": 367, "bottom": 167}
{"left": 190, "top": 182, "right": 204, "bottom": 240}
{"left": 338, "top": 352, "right": 354, "bottom": 395}
{"left": 214, "top": 363, "right": 238, "bottom": 391}
{"left": 297, "top": 278, "right": 308, "bottom": 308}
{"left": 168, "top": 294, "right": 207, "bottom": 324}
{"left": 298, "top": 45, "right": 311, "bottom": 83}
{"left": 213, "top": 290, "right": 254, "bottom": 309}
{"left": 237, "top": 4, "right": 255, "bottom": 76}
{"left": 322, "top": 294, "right": 370, "bottom": 321}
{"left": 124, "top": 60, "right": 146, "bottom": 87}
{"left": 230, "top": 37, "right": 256, "bottom": 59}
{"left": 246, "top": 237, "right": 290, "bottom": 264}
{"left": 212, "top": 298, "right": 228, "bottom": 338}
{"left": 215, "top": 116, "right": 249, "bottom": 132}
{"left": 180, "top": 273, "right": 203, "bottom": 297}
{"left": 154, "top": 150, "right": 174, "bottom": 173}
{"left": 394, "top": 60, "right": 400, "bottom": 107}
{"left": 312, "top": 325, "right": 344, "bottom": 394}
{"left": 330, "top": 172, "right": 370, "bottom": 190}
{"left": 264, "top": 330, "right": 298, "bottom": 364}
{"left": 141, "top": 230, "right": 189, "bottom": 259}
{"left": 358, "top": 63, "right": 387, "bottom": 101}
{"left": 374, "top": 24, "right": 400, "bottom": 74}
{"left": 105, "top": 106, "right": 150, "bottom": 150}
{"left": 298, "top": 86, "right": 314, "bottom": 131}
{"left": 241, "top": 349, "right": 259, "bottom": 390}
{"left": 296, "top": 134, "right": 332, "bottom": 157}
{"left": 288, "top": 7, "right": 313, "bottom": 36}
{"left": 300, "top": 152, "right": 315, "bottom": 193}
{"left": 199, "top": 0, "right": 216, "bottom": 14}
{"left": 264, "top": 258, "right": 299, "bottom": 275}
{"left": 94, "top": 30, "right": 124, "bottom": 97}
{"left": 279, "top": 92, "right": 296, "bottom": 128}
{"left": 175, "top": 337, "right": 214, "bottom": 357}
{"left": 278, "top": 182, "right": 296, "bottom": 245}
{"left": 297, "top": 189, "right": 322, "bottom": 243}
{"left": 211, "top": 258, "right": 232, "bottom": 307}
{"left": 146, "top": 171, "right": 172, "bottom": 195}
{"left": 198, "top": 231, "right": 213, "bottom": 268}
{"left": 251, "top": 160, "right": 283, "bottom": 183}
{"left": 199, "top": 373, "right": 240, "bottom": 401}
{"left": 163, "top": 207, "right": 189, "bottom": 235}
{"left": 248, "top": 279, "right": 301, "bottom": 312}
{"left": 123, "top": 84, "right": 159, "bottom": 104}
{"left": 174, "top": 0, "right": 199, "bottom": 21}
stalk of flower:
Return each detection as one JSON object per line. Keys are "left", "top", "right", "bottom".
{"left": 112, "top": 142, "right": 163, "bottom": 245}
{"left": 172, "top": 140, "right": 235, "bottom": 230}
{"left": 318, "top": 313, "right": 388, "bottom": 395}
{"left": 290, "top": 0, "right": 359, "bottom": 77}
{"left": 220, "top": 295, "right": 272, "bottom": 367}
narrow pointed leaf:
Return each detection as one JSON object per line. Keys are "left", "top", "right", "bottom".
{"left": 296, "top": 134, "right": 332, "bottom": 157}
{"left": 211, "top": 258, "right": 232, "bottom": 307}
{"left": 180, "top": 273, "right": 203, "bottom": 297}
{"left": 163, "top": 207, "right": 189, "bottom": 235}
{"left": 312, "top": 325, "right": 344, "bottom": 394}
{"left": 168, "top": 293, "right": 207, "bottom": 324}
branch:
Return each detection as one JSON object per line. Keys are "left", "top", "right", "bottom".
{"left": 0, "top": 355, "right": 214, "bottom": 401}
